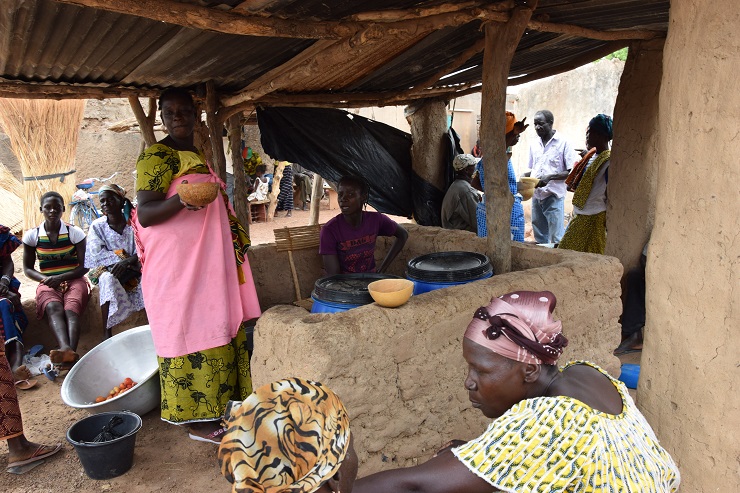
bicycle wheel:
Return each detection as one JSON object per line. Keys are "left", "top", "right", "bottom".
{"left": 70, "top": 203, "right": 93, "bottom": 232}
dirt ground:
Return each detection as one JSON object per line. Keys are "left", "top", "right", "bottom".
{"left": 2, "top": 199, "right": 619, "bottom": 492}
{"left": 1, "top": 201, "right": 409, "bottom": 493}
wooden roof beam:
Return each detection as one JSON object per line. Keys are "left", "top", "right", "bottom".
{"left": 0, "top": 81, "right": 158, "bottom": 99}
{"left": 51, "top": 0, "right": 663, "bottom": 42}
{"left": 347, "top": 1, "right": 509, "bottom": 22}
{"left": 51, "top": 0, "right": 360, "bottom": 39}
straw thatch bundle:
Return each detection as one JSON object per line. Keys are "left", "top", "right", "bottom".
{"left": 0, "top": 98, "right": 86, "bottom": 229}
{"left": 0, "top": 162, "right": 24, "bottom": 232}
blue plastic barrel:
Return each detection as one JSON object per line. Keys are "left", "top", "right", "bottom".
{"left": 310, "top": 273, "right": 400, "bottom": 313}
{"left": 310, "top": 297, "right": 362, "bottom": 313}
{"left": 618, "top": 364, "right": 640, "bottom": 389}
{"left": 406, "top": 251, "right": 493, "bottom": 295}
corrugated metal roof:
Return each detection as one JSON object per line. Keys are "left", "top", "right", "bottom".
{"left": 0, "top": 0, "right": 670, "bottom": 106}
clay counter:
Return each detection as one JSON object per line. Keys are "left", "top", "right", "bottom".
{"left": 247, "top": 224, "right": 622, "bottom": 475}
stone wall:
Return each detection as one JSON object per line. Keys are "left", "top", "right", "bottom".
{"left": 249, "top": 225, "right": 622, "bottom": 475}
{"left": 638, "top": 0, "right": 740, "bottom": 490}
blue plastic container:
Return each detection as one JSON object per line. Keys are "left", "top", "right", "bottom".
{"left": 410, "top": 270, "right": 493, "bottom": 295}
{"left": 310, "top": 297, "right": 362, "bottom": 314}
{"left": 618, "top": 364, "right": 640, "bottom": 389}
{"left": 310, "top": 273, "right": 400, "bottom": 314}
{"left": 406, "top": 251, "right": 493, "bottom": 295}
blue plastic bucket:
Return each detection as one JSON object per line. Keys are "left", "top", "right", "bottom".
{"left": 310, "top": 296, "right": 362, "bottom": 313}
{"left": 618, "top": 364, "right": 640, "bottom": 389}
{"left": 410, "top": 270, "right": 493, "bottom": 295}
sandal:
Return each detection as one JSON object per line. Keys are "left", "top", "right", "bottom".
{"left": 188, "top": 427, "right": 227, "bottom": 444}
{"left": 14, "top": 378, "right": 38, "bottom": 391}
{"left": 7, "top": 443, "right": 62, "bottom": 474}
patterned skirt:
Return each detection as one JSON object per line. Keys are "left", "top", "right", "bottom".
{"left": 0, "top": 343, "right": 23, "bottom": 440}
{"left": 158, "top": 324, "right": 252, "bottom": 424}
{"left": 558, "top": 211, "right": 607, "bottom": 254}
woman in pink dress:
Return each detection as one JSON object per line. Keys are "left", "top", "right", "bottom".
{"left": 134, "top": 88, "right": 261, "bottom": 444}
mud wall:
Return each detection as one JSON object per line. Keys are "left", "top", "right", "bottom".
{"left": 637, "top": 0, "right": 740, "bottom": 490}
{"left": 249, "top": 225, "right": 622, "bottom": 475}
{"left": 605, "top": 39, "right": 664, "bottom": 271}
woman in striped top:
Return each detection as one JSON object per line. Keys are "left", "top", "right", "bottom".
{"left": 354, "top": 291, "right": 680, "bottom": 493}
{"left": 23, "top": 192, "right": 89, "bottom": 368}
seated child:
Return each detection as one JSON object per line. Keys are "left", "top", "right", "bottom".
{"left": 319, "top": 176, "right": 408, "bottom": 275}
{"left": 22, "top": 191, "right": 89, "bottom": 369}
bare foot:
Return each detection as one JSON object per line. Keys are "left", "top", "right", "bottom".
{"left": 13, "top": 365, "right": 33, "bottom": 381}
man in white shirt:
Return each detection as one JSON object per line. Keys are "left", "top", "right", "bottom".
{"left": 526, "top": 110, "right": 580, "bottom": 244}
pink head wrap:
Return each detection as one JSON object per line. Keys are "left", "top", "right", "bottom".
{"left": 464, "top": 291, "right": 568, "bottom": 365}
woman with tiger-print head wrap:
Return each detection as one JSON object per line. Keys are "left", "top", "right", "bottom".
{"left": 218, "top": 378, "right": 358, "bottom": 493}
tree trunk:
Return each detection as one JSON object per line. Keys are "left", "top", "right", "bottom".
{"left": 228, "top": 114, "right": 250, "bottom": 235}
{"left": 206, "top": 80, "right": 227, "bottom": 182}
{"left": 267, "top": 162, "right": 286, "bottom": 220}
{"left": 309, "top": 173, "right": 324, "bottom": 225}
{"left": 128, "top": 96, "right": 157, "bottom": 147}
{"left": 480, "top": 4, "right": 536, "bottom": 274}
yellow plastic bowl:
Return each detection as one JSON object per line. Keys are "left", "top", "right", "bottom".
{"left": 176, "top": 182, "right": 220, "bottom": 206}
{"left": 367, "top": 279, "right": 414, "bottom": 308}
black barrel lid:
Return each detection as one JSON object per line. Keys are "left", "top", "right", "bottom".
{"left": 312, "top": 273, "right": 401, "bottom": 305}
{"left": 406, "top": 251, "right": 492, "bottom": 282}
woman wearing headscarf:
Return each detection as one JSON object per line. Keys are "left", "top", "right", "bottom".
{"left": 219, "top": 377, "right": 358, "bottom": 493}
{"left": 353, "top": 290, "right": 680, "bottom": 493}
{"left": 559, "top": 114, "right": 613, "bottom": 253}
{"left": 84, "top": 184, "right": 144, "bottom": 340}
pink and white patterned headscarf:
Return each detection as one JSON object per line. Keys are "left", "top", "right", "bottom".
{"left": 464, "top": 291, "right": 568, "bottom": 365}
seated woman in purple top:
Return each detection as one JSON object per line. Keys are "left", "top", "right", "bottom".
{"left": 319, "top": 176, "right": 408, "bottom": 275}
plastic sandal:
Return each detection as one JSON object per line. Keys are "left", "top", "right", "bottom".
{"left": 42, "top": 365, "right": 58, "bottom": 382}
{"left": 28, "top": 344, "right": 44, "bottom": 358}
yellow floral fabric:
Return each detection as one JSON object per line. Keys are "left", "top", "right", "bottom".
{"left": 453, "top": 361, "right": 680, "bottom": 492}
{"left": 158, "top": 324, "right": 252, "bottom": 424}
{"left": 558, "top": 211, "right": 607, "bottom": 254}
{"left": 135, "top": 143, "right": 209, "bottom": 194}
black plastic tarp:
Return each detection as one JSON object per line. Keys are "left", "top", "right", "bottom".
{"left": 261, "top": 108, "right": 464, "bottom": 226}
{"left": 258, "top": 107, "right": 414, "bottom": 218}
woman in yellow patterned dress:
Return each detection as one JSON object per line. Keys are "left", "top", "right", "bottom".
{"left": 354, "top": 291, "right": 680, "bottom": 493}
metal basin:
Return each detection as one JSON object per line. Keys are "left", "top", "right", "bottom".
{"left": 61, "top": 325, "right": 160, "bottom": 415}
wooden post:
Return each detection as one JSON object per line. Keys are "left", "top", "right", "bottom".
{"left": 309, "top": 173, "right": 324, "bottom": 225}
{"left": 480, "top": 3, "right": 536, "bottom": 274}
{"left": 228, "top": 114, "right": 251, "bottom": 234}
{"left": 128, "top": 96, "right": 157, "bottom": 147}
{"left": 206, "top": 80, "right": 227, "bottom": 182}
{"left": 267, "top": 161, "right": 286, "bottom": 220}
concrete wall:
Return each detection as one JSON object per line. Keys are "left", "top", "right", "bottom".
{"left": 605, "top": 40, "right": 664, "bottom": 271}
{"left": 638, "top": 0, "right": 740, "bottom": 490}
{"left": 249, "top": 225, "right": 623, "bottom": 475}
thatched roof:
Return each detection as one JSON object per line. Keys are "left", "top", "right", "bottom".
{"left": 0, "top": 0, "right": 668, "bottom": 113}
